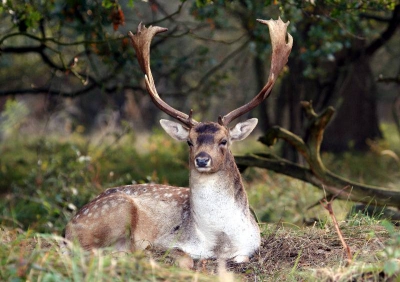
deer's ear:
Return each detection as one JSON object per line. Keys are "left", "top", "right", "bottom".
{"left": 160, "top": 119, "right": 189, "bottom": 141}
{"left": 229, "top": 118, "right": 258, "bottom": 142}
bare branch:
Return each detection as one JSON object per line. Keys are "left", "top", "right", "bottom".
{"left": 1, "top": 45, "right": 66, "bottom": 71}
{"left": 377, "top": 75, "right": 400, "bottom": 84}
{"left": 148, "top": 0, "right": 186, "bottom": 25}
{"left": 365, "top": 4, "right": 400, "bottom": 56}
{"left": 235, "top": 101, "right": 400, "bottom": 209}
{"left": 0, "top": 32, "right": 124, "bottom": 47}
{"left": 320, "top": 187, "right": 353, "bottom": 265}
{"left": 0, "top": 84, "right": 143, "bottom": 98}
{"left": 360, "top": 13, "right": 392, "bottom": 22}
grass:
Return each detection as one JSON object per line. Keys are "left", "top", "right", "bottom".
{"left": 0, "top": 220, "right": 396, "bottom": 281}
{"left": 1, "top": 122, "right": 400, "bottom": 280}
{"left": 0, "top": 227, "right": 214, "bottom": 281}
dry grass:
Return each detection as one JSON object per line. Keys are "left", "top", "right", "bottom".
{"left": 1, "top": 213, "right": 398, "bottom": 281}
{"left": 149, "top": 221, "right": 393, "bottom": 281}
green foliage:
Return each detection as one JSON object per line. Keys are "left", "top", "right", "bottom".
{"left": 0, "top": 228, "right": 212, "bottom": 281}
{"left": 322, "top": 130, "right": 400, "bottom": 187}
{"left": 1, "top": 0, "right": 43, "bottom": 31}
{"left": 381, "top": 220, "right": 400, "bottom": 276}
{"left": 0, "top": 99, "right": 29, "bottom": 138}
{"left": 190, "top": 0, "right": 397, "bottom": 78}
{"left": 0, "top": 129, "right": 188, "bottom": 233}
{"left": 1, "top": 122, "right": 399, "bottom": 234}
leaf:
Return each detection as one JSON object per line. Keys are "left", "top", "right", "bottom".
{"left": 102, "top": 0, "right": 115, "bottom": 9}
{"left": 381, "top": 220, "right": 396, "bottom": 235}
{"left": 384, "top": 259, "right": 400, "bottom": 277}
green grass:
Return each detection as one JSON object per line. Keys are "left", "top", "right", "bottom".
{"left": 0, "top": 227, "right": 214, "bottom": 281}
{"left": 1, "top": 123, "right": 400, "bottom": 280}
{"left": 0, "top": 130, "right": 189, "bottom": 233}
{"left": 1, "top": 219, "right": 398, "bottom": 281}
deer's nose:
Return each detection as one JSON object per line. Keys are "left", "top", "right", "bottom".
{"left": 195, "top": 152, "right": 211, "bottom": 168}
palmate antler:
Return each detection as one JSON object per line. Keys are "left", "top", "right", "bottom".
{"left": 128, "top": 18, "right": 293, "bottom": 128}
{"left": 128, "top": 23, "right": 198, "bottom": 128}
{"left": 219, "top": 18, "right": 293, "bottom": 126}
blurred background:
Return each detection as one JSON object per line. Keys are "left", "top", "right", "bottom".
{"left": 0, "top": 0, "right": 399, "bottom": 233}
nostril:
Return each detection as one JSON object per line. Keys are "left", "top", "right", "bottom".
{"left": 195, "top": 152, "right": 211, "bottom": 168}
{"left": 196, "top": 157, "right": 209, "bottom": 167}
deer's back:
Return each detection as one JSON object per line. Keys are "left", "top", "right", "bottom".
{"left": 65, "top": 184, "right": 190, "bottom": 251}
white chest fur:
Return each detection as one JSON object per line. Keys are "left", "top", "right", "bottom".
{"left": 183, "top": 172, "right": 260, "bottom": 260}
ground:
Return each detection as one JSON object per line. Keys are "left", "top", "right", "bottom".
{"left": 1, "top": 213, "right": 398, "bottom": 281}
{"left": 152, "top": 222, "right": 392, "bottom": 281}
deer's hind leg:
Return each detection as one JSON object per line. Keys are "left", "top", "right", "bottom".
{"left": 65, "top": 194, "right": 139, "bottom": 252}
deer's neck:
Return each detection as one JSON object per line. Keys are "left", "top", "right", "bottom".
{"left": 188, "top": 152, "right": 249, "bottom": 220}
{"left": 177, "top": 152, "right": 259, "bottom": 260}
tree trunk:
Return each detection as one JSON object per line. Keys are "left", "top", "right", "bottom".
{"left": 322, "top": 56, "right": 382, "bottom": 152}
{"left": 275, "top": 53, "right": 382, "bottom": 154}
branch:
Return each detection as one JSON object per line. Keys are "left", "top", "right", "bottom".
{"left": 235, "top": 101, "right": 400, "bottom": 209}
{"left": 0, "top": 32, "right": 124, "bottom": 47}
{"left": 333, "top": 4, "right": 400, "bottom": 64}
{"left": 0, "top": 84, "right": 144, "bottom": 97}
{"left": 0, "top": 85, "right": 96, "bottom": 98}
{"left": 1, "top": 45, "right": 66, "bottom": 71}
{"left": 320, "top": 188, "right": 353, "bottom": 265}
{"left": 147, "top": 0, "right": 186, "bottom": 25}
{"left": 365, "top": 4, "right": 400, "bottom": 56}
{"left": 0, "top": 84, "right": 143, "bottom": 98}
{"left": 235, "top": 154, "right": 319, "bottom": 186}
{"left": 377, "top": 75, "right": 400, "bottom": 84}
{"left": 194, "top": 38, "right": 251, "bottom": 91}
{"left": 360, "top": 13, "right": 392, "bottom": 22}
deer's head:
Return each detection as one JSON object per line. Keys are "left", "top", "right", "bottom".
{"left": 128, "top": 19, "right": 292, "bottom": 174}
{"left": 160, "top": 119, "right": 257, "bottom": 173}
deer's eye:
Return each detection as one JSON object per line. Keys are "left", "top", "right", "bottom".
{"left": 219, "top": 139, "right": 228, "bottom": 146}
{"left": 187, "top": 140, "right": 194, "bottom": 147}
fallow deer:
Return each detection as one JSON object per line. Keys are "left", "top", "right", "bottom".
{"left": 65, "top": 18, "right": 292, "bottom": 267}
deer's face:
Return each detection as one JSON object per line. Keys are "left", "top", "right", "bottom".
{"left": 187, "top": 122, "right": 229, "bottom": 173}
{"left": 160, "top": 118, "right": 258, "bottom": 173}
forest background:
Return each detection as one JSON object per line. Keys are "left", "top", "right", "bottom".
{"left": 0, "top": 0, "right": 400, "bottom": 281}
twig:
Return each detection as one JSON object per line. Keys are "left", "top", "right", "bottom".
{"left": 320, "top": 185, "right": 352, "bottom": 265}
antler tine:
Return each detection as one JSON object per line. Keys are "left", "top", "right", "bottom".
{"left": 128, "top": 23, "right": 198, "bottom": 128}
{"left": 219, "top": 17, "right": 293, "bottom": 126}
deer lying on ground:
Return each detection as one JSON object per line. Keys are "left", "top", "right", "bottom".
{"left": 65, "top": 18, "right": 292, "bottom": 267}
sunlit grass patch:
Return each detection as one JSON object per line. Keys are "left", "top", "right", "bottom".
{"left": 1, "top": 218, "right": 397, "bottom": 281}
{"left": 0, "top": 227, "right": 214, "bottom": 282}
